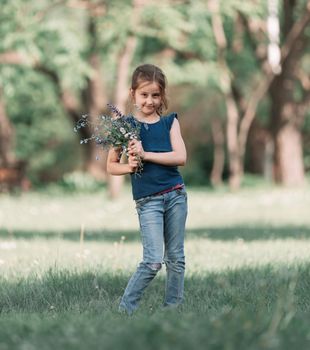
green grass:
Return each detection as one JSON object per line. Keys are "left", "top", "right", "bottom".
{"left": 0, "top": 185, "right": 310, "bottom": 349}
{"left": 0, "top": 266, "right": 310, "bottom": 349}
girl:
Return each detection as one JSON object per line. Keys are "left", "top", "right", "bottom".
{"left": 107, "top": 64, "right": 188, "bottom": 315}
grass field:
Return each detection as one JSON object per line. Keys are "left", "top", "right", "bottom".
{"left": 0, "top": 185, "right": 310, "bottom": 349}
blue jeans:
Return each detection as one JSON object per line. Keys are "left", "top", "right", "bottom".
{"left": 119, "top": 187, "right": 188, "bottom": 315}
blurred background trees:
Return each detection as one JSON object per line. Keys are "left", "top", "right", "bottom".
{"left": 0, "top": 0, "right": 309, "bottom": 196}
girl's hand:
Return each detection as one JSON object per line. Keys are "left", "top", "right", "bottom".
{"left": 128, "top": 154, "right": 139, "bottom": 173}
{"left": 128, "top": 140, "right": 145, "bottom": 159}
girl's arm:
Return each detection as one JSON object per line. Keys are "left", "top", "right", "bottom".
{"left": 129, "top": 118, "right": 187, "bottom": 166}
{"left": 107, "top": 147, "right": 138, "bottom": 175}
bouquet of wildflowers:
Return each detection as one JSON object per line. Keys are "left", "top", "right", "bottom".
{"left": 74, "top": 104, "right": 142, "bottom": 175}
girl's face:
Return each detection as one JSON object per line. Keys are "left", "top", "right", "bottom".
{"left": 131, "top": 81, "right": 162, "bottom": 117}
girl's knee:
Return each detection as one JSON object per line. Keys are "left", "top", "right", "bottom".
{"left": 164, "top": 259, "right": 185, "bottom": 272}
{"left": 146, "top": 262, "right": 162, "bottom": 271}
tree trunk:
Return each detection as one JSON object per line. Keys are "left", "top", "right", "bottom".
{"left": 269, "top": 0, "right": 308, "bottom": 186}
{"left": 271, "top": 110, "right": 305, "bottom": 186}
{"left": 235, "top": 1, "right": 310, "bottom": 186}
{"left": 107, "top": 35, "right": 138, "bottom": 199}
{"left": 0, "top": 90, "right": 15, "bottom": 166}
{"left": 225, "top": 95, "right": 242, "bottom": 190}
{"left": 210, "top": 117, "right": 225, "bottom": 186}
{"left": 247, "top": 120, "right": 274, "bottom": 181}
{"left": 107, "top": 0, "right": 142, "bottom": 199}
{"left": 209, "top": 0, "right": 242, "bottom": 190}
{"left": 271, "top": 92, "right": 305, "bottom": 185}
{"left": 84, "top": 52, "right": 108, "bottom": 181}
{"left": 274, "top": 121, "right": 304, "bottom": 184}
{"left": 82, "top": 18, "right": 108, "bottom": 181}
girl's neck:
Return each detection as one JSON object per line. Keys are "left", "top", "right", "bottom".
{"left": 134, "top": 112, "right": 160, "bottom": 123}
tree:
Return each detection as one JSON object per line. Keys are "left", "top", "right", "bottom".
{"left": 208, "top": 0, "right": 310, "bottom": 188}
{"left": 269, "top": 0, "right": 310, "bottom": 185}
{"left": 1, "top": 0, "right": 309, "bottom": 193}
{"left": 0, "top": 89, "right": 15, "bottom": 166}
{"left": 237, "top": 0, "right": 310, "bottom": 186}
{"left": 0, "top": 0, "right": 94, "bottom": 181}
{"left": 101, "top": 0, "right": 145, "bottom": 198}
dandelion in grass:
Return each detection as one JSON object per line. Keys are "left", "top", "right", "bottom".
{"left": 74, "top": 104, "right": 143, "bottom": 175}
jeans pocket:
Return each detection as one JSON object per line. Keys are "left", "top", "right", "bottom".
{"left": 176, "top": 187, "right": 187, "bottom": 198}
{"left": 135, "top": 195, "right": 153, "bottom": 210}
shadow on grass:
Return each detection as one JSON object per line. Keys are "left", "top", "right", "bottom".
{"left": 1, "top": 225, "right": 310, "bottom": 242}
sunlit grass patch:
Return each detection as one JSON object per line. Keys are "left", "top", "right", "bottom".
{"left": 1, "top": 185, "right": 310, "bottom": 233}
{"left": 0, "top": 236, "right": 310, "bottom": 278}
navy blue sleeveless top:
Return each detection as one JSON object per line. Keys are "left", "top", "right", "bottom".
{"left": 129, "top": 113, "right": 184, "bottom": 200}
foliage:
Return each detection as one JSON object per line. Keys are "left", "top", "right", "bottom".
{"left": 180, "top": 145, "right": 214, "bottom": 186}
{"left": 0, "top": 0, "right": 91, "bottom": 184}
{"left": 3, "top": 69, "right": 79, "bottom": 184}
{"left": 0, "top": 0, "right": 309, "bottom": 187}
{"left": 0, "top": 0, "right": 90, "bottom": 91}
